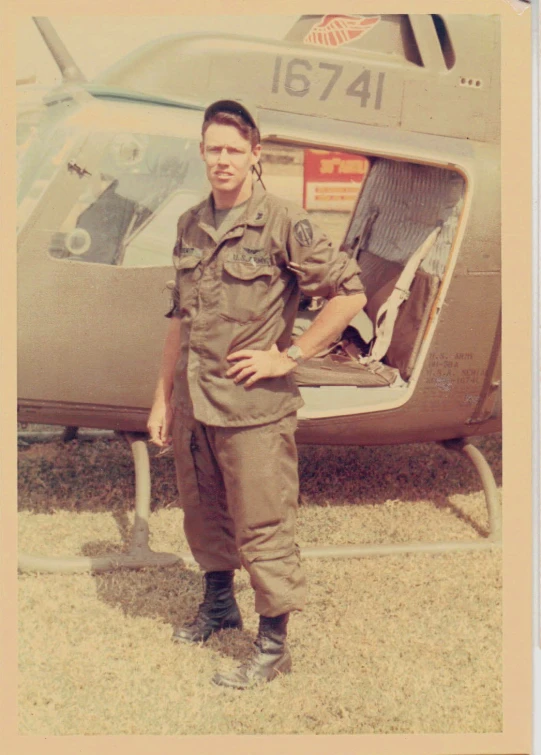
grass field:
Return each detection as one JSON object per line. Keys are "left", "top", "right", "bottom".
{"left": 18, "top": 432, "right": 502, "bottom": 735}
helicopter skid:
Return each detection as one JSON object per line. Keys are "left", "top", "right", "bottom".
{"left": 300, "top": 538, "right": 497, "bottom": 560}
{"left": 18, "top": 433, "right": 184, "bottom": 574}
{"left": 286, "top": 436, "right": 502, "bottom": 559}
{"left": 18, "top": 433, "right": 501, "bottom": 574}
{"left": 17, "top": 549, "right": 182, "bottom": 574}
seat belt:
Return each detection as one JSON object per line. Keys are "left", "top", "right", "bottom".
{"left": 369, "top": 225, "right": 442, "bottom": 362}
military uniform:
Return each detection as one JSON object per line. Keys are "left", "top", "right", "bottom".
{"left": 168, "top": 181, "right": 364, "bottom": 616}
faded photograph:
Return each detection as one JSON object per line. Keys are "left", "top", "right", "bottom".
{"left": 17, "top": 13, "right": 503, "bottom": 735}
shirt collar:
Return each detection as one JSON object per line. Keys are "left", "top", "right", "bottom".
{"left": 195, "top": 180, "right": 269, "bottom": 235}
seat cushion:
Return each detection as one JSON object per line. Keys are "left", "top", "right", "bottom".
{"left": 294, "top": 354, "right": 399, "bottom": 387}
{"left": 365, "top": 263, "right": 440, "bottom": 379}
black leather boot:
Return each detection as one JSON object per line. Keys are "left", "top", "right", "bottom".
{"left": 212, "top": 613, "right": 291, "bottom": 689}
{"left": 172, "top": 571, "right": 243, "bottom": 643}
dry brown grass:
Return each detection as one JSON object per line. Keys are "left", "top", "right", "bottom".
{"left": 18, "top": 432, "right": 502, "bottom": 735}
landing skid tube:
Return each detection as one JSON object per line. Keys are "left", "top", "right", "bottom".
{"left": 18, "top": 435, "right": 501, "bottom": 573}
{"left": 18, "top": 433, "right": 181, "bottom": 574}
{"left": 300, "top": 437, "right": 502, "bottom": 560}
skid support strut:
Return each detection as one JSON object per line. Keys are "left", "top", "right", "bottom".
{"left": 18, "top": 434, "right": 501, "bottom": 571}
{"left": 298, "top": 438, "right": 501, "bottom": 561}
{"left": 18, "top": 433, "right": 180, "bottom": 574}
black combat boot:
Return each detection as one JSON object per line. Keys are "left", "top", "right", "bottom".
{"left": 212, "top": 613, "right": 291, "bottom": 689}
{"left": 172, "top": 570, "right": 243, "bottom": 643}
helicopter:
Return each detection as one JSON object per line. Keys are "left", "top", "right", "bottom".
{"left": 17, "top": 14, "right": 502, "bottom": 573}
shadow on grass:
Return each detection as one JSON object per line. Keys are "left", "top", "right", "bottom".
{"left": 80, "top": 555, "right": 254, "bottom": 663}
{"left": 296, "top": 434, "right": 502, "bottom": 539}
{"left": 432, "top": 497, "right": 489, "bottom": 537}
{"left": 74, "top": 509, "right": 253, "bottom": 663}
{"left": 17, "top": 438, "right": 179, "bottom": 515}
{"left": 18, "top": 434, "right": 502, "bottom": 516}
{"left": 297, "top": 433, "right": 502, "bottom": 508}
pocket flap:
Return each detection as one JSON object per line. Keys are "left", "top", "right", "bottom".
{"left": 223, "top": 257, "right": 274, "bottom": 281}
{"left": 175, "top": 252, "right": 202, "bottom": 270}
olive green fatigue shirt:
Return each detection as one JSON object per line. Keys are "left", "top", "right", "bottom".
{"left": 167, "top": 182, "right": 365, "bottom": 427}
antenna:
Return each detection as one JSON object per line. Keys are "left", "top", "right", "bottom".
{"left": 32, "top": 17, "right": 87, "bottom": 83}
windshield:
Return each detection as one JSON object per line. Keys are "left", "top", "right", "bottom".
{"left": 17, "top": 120, "right": 83, "bottom": 230}
{"left": 19, "top": 127, "right": 207, "bottom": 267}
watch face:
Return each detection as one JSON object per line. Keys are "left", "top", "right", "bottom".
{"left": 288, "top": 345, "right": 303, "bottom": 362}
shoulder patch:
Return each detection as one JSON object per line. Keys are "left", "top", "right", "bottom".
{"left": 293, "top": 219, "right": 314, "bottom": 247}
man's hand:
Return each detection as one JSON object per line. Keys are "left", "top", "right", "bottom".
{"left": 147, "top": 401, "right": 174, "bottom": 447}
{"left": 226, "top": 344, "right": 294, "bottom": 388}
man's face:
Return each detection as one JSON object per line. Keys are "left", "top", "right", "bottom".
{"left": 200, "top": 123, "right": 261, "bottom": 195}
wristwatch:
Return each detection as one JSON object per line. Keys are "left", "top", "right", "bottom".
{"left": 286, "top": 344, "right": 305, "bottom": 366}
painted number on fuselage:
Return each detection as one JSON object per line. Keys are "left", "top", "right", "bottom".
{"left": 272, "top": 56, "right": 385, "bottom": 109}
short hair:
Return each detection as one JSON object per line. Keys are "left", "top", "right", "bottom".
{"left": 202, "top": 110, "right": 260, "bottom": 149}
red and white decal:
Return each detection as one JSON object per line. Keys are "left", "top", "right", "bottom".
{"left": 304, "top": 15, "right": 380, "bottom": 48}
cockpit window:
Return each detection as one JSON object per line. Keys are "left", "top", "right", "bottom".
{"left": 23, "top": 130, "right": 207, "bottom": 267}
{"left": 121, "top": 189, "right": 203, "bottom": 267}
{"left": 17, "top": 122, "right": 81, "bottom": 230}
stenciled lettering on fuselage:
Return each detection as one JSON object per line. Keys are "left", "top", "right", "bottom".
{"left": 271, "top": 55, "right": 386, "bottom": 111}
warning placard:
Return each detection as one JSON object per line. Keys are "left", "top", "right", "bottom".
{"left": 303, "top": 149, "right": 369, "bottom": 211}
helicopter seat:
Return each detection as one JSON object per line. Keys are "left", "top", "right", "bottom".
{"left": 293, "top": 288, "right": 402, "bottom": 388}
{"left": 294, "top": 159, "right": 463, "bottom": 388}
{"left": 293, "top": 253, "right": 439, "bottom": 388}
{"left": 293, "top": 349, "right": 400, "bottom": 388}
{"left": 361, "top": 250, "right": 441, "bottom": 380}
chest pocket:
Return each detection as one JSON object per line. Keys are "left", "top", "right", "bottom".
{"left": 220, "top": 256, "right": 274, "bottom": 323}
{"left": 174, "top": 252, "right": 202, "bottom": 315}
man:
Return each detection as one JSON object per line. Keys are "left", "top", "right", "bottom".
{"left": 147, "top": 98, "right": 367, "bottom": 689}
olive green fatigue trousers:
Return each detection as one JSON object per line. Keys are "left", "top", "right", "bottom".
{"left": 172, "top": 412, "right": 306, "bottom": 617}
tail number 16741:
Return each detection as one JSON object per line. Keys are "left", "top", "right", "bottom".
{"left": 271, "top": 56, "right": 385, "bottom": 109}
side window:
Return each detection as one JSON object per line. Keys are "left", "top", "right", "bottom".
{"left": 17, "top": 124, "right": 80, "bottom": 231}
{"left": 43, "top": 133, "right": 206, "bottom": 267}
{"left": 260, "top": 142, "right": 369, "bottom": 249}
{"left": 121, "top": 190, "right": 202, "bottom": 267}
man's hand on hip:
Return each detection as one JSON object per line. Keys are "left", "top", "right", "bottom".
{"left": 226, "top": 344, "right": 295, "bottom": 388}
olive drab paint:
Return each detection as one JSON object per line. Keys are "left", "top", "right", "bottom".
{"left": 93, "top": 14, "right": 499, "bottom": 142}
{"left": 17, "top": 14, "right": 501, "bottom": 448}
